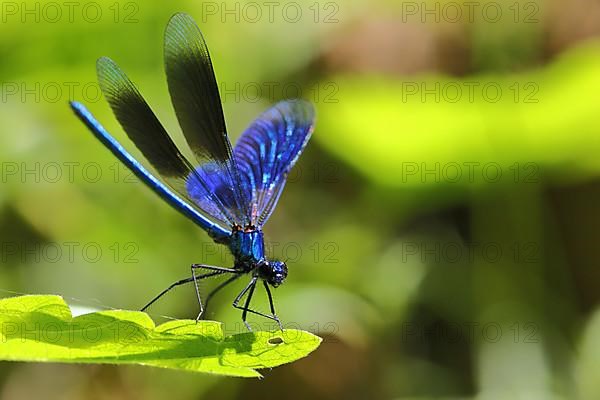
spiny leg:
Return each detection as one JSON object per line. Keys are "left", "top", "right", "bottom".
{"left": 141, "top": 271, "right": 220, "bottom": 312}
{"left": 233, "top": 277, "right": 258, "bottom": 331}
{"left": 263, "top": 280, "right": 283, "bottom": 330}
{"left": 191, "top": 264, "right": 240, "bottom": 321}
{"left": 191, "top": 264, "right": 239, "bottom": 274}
{"left": 233, "top": 277, "right": 282, "bottom": 331}
{"left": 241, "top": 277, "right": 257, "bottom": 331}
{"left": 197, "top": 273, "right": 243, "bottom": 321}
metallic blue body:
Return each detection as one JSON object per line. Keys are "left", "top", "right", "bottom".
{"left": 229, "top": 229, "right": 266, "bottom": 268}
{"left": 71, "top": 101, "right": 279, "bottom": 270}
{"left": 70, "top": 101, "right": 232, "bottom": 242}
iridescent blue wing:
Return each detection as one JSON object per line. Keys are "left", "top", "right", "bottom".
{"left": 234, "top": 100, "right": 315, "bottom": 227}
{"left": 91, "top": 56, "right": 238, "bottom": 230}
{"left": 164, "top": 13, "right": 250, "bottom": 227}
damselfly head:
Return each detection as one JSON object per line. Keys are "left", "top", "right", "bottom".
{"left": 258, "top": 260, "right": 288, "bottom": 287}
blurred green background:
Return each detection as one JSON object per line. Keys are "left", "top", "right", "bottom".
{"left": 2, "top": 0, "right": 600, "bottom": 398}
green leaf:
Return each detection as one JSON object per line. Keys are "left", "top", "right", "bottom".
{"left": 0, "top": 295, "right": 321, "bottom": 378}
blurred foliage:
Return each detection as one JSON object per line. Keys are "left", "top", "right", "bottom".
{"left": 1, "top": 0, "right": 600, "bottom": 399}
{"left": 317, "top": 42, "right": 600, "bottom": 188}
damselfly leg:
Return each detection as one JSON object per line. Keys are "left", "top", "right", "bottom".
{"left": 191, "top": 264, "right": 241, "bottom": 321}
{"left": 141, "top": 264, "right": 238, "bottom": 313}
{"left": 233, "top": 277, "right": 283, "bottom": 331}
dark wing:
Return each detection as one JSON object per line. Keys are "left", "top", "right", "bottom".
{"left": 234, "top": 100, "right": 315, "bottom": 227}
{"left": 96, "top": 56, "right": 238, "bottom": 227}
{"left": 164, "top": 12, "right": 250, "bottom": 226}
{"left": 70, "top": 101, "right": 230, "bottom": 241}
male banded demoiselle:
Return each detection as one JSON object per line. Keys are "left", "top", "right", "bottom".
{"left": 70, "top": 13, "right": 315, "bottom": 330}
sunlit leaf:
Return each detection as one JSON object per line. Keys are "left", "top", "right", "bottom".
{"left": 0, "top": 295, "right": 322, "bottom": 378}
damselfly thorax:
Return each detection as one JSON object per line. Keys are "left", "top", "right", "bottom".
{"left": 229, "top": 226, "right": 287, "bottom": 287}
